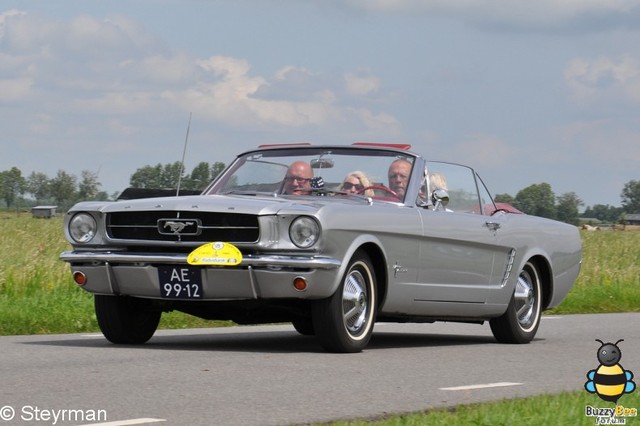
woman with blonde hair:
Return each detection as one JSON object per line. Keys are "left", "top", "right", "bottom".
{"left": 339, "top": 171, "right": 374, "bottom": 197}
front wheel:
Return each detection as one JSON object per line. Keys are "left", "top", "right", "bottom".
{"left": 312, "top": 251, "right": 377, "bottom": 353}
{"left": 490, "top": 261, "right": 542, "bottom": 344}
{"left": 291, "top": 318, "right": 315, "bottom": 336}
{"left": 95, "top": 295, "right": 161, "bottom": 344}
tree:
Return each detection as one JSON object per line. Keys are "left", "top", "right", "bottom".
{"left": 160, "top": 162, "right": 183, "bottom": 188}
{"left": 49, "top": 170, "right": 77, "bottom": 208}
{"left": 95, "top": 191, "right": 110, "bottom": 201}
{"left": 184, "top": 162, "right": 211, "bottom": 190}
{"left": 621, "top": 179, "right": 640, "bottom": 213}
{"left": 494, "top": 193, "right": 515, "bottom": 204}
{"left": 581, "top": 204, "right": 623, "bottom": 223}
{"left": 0, "top": 167, "right": 27, "bottom": 208}
{"left": 130, "top": 162, "right": 185, "bottom": 189}
{"left": 183, "top": 161, "right": 227, "bottom": 191}
{"left": 27, "top": 172, "right": 51, "bottom": 204}
{"left": 556, "top": 192, "right": 583, "bottom": 225}
{"left": 77, "top": 170, "right": 102, "bottom": 200}
{"left": 130, "top": 164, "right": 163, "bottom": 188}
{"left": 130, "top": 161, "right": 226, "bottom": 191}
{"left": 211, "top": 161, "right": 226, "bottom": 180}
{"left": 513, "top": 183, "right": 556, "bottom": 219}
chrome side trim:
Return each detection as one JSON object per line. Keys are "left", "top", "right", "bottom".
{"left": 501, "top": 249, "right": 516, "bottom": 287}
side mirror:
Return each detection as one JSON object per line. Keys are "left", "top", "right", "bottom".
{"left": 432, "top": 188, "right": 450, "bottom": 211}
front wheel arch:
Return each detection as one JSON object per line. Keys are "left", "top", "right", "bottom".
{"left": 358, "top": 243, "right": 387, "bottom": 311}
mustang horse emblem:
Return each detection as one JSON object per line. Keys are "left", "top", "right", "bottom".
{"left": 163, "top": 221, "right": 194, "bottom": 234}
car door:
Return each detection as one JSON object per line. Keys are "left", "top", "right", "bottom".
{"left": 414, "top": 163, "right": 504, "bottom": 304}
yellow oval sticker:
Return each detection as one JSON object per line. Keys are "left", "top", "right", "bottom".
{"left": 187, "top": 242, "right": 242, "bottom": 266}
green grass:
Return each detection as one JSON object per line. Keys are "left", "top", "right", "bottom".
{"left": 326, "top": 391, "right": 640, "bottom": 426}
{"left": 2, "top": 212, "right": 639, "bottom": 425}
{"left": 1, "top": 212, "right": 639, "bottom": 333}
{"left": 0, "top": 213, "right": 228, "bottom": 335}
{"left": 549, "top": 230, "right": 640, "bottom": 314}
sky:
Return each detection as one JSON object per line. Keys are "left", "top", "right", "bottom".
{"left": 1, "top": 1, "right": 640, "bottom": 209}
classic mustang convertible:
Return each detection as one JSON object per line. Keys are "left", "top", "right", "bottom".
{"left": 60, "top": 143, "right": 582, "bottom": 352}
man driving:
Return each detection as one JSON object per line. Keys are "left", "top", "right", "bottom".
{"left": 283, "top": 161, "right": 314, "bottom": 195}
{"left": 387, "top": 158, "right": 412, "bottom": 199}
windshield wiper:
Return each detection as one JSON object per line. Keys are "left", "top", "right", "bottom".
{"left": 221, "top": 190, "right": 279, "bottom": 197}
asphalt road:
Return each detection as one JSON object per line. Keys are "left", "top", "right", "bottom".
{"left": 1, "top": 313, "right": 639, "bottom": 426}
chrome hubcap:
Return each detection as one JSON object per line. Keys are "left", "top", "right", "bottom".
{"left": 342, "top": 269, "right": 369, "bottom": 335}
{"left": 514, "top": 269, "right": 536, "bottom": 329}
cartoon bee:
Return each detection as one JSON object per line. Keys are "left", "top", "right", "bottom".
{"left": 585, "top": 339, "right": 636, "bottom": 403}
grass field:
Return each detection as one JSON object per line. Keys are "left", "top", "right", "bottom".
{"left": 330, "top": 391, "right": 640, "bottom": 426}
{"left": 0, "top": 213, "right": 226, "bottom": 335}
{"left": 549, "top": 229, "right": 640, "bottom": 314}
{"left": 1, "top": 212, "right": 638, "bottom": 335}
{"left": 1, "top": 212, "right": 639, "bottom": 425}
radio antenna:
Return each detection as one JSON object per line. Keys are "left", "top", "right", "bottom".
{"left": 176, "top": 112, "right": 192, "bottom": 196}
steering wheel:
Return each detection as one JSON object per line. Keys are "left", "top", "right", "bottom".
{"left": 357, "top": 185, "right": 399, "bottom": 198}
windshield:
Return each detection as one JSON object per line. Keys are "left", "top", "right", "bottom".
{"left": 206, "top": 147, "right": 415, "bottom": 203}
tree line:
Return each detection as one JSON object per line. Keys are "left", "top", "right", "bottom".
{"left": 1, "top": 163, "right": 638, "bottom": 226}
{"left": 0, "top": 161, "right": 225, "bottom": 211}
{"left": 494, "top": 181, "right": 640, "bottom": 226}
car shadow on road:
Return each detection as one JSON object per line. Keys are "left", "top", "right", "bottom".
{"left": 21, "top": 328, "right": 500, "bottom": 354}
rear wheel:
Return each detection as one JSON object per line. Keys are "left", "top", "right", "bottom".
{"left": 312, "top": 251, "right": 377, "bottom": 353}
{"left": 95, "top": 295, "right": 161, "bottom": 344}
{"left": 490, "top": 261, "right": 542, "bottom": 344}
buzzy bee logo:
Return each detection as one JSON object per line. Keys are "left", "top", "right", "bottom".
{"left": 584, "top": 339, "right": 637, "bottom": 424}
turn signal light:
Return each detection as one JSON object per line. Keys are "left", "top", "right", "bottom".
{"left": 293, "top": 277, "right": 307, "bottom": 291}
{"left": 73, "top": 271, "right": 87, "bottom": 286}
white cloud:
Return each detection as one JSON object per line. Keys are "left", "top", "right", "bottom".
{"left": 0, "top": 9, "right": 25, "bottom": 27}
{"left": 132, "top": 53, "right": 196, "bottom": 83}
{"left": 0, "top": 11, "right": 394, "bottom": 132}
{"left": 565, "top": 55, "right": 640, "bottom": 104}
{"left": 344, "top": 69, "right": 381, "bottom": 96}
{"left": 347, "top": 107, "right": 400, "bottom": 132}
{"left": 0, "top": 10, "right": 58, "bottom": 53}
{"left": 160, "top": 56, "right": 395, "bottom": 130}
{"left": 167, "top": 56, "right": 335, "bottom": 127}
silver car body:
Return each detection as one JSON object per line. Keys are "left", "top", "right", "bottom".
{"left": 61, "top": 144, "right": 582, "bottom": 351}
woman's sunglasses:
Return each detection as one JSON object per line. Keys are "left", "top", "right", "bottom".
{"left": 343, "top": 182, "right": 364, "bottom": 191}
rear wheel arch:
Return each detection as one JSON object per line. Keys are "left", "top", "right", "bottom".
{"left": 490, "top": 257, "right": 545, "bottom": 343}
{"left": 529, "top": 255, "right": 553, "bottom": 310}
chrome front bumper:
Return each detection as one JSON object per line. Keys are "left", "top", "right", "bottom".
{"left": 60, "top": 251, "right": 341, "bottom": 269}
{"left": 60, "top": 251, "right": 342, "bottom": 300}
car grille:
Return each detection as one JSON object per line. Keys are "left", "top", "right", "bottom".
{"left": 106, "top": 211, "right": 260, "bottom": 243}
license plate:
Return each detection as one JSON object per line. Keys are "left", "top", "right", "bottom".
{"left": 158, "top": 266, "right": 203, "bottom": 299}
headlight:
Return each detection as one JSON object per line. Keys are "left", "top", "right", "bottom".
{"left": 289, "top": 216, "right": 320, "bottom": 248}
{"left": 69, "top": 213, "right": 97, "bottom": 243}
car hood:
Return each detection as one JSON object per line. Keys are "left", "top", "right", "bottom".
{"left": 72, "top": 194, "right": 332, "bottom": 216}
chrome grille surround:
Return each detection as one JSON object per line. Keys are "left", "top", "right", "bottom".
{"left": 106, "top": 211, "right": 260, "bottom": 243}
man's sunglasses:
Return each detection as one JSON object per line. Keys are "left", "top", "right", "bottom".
{"left": 284, "top": 176, "right": 312, "bottom": 183}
